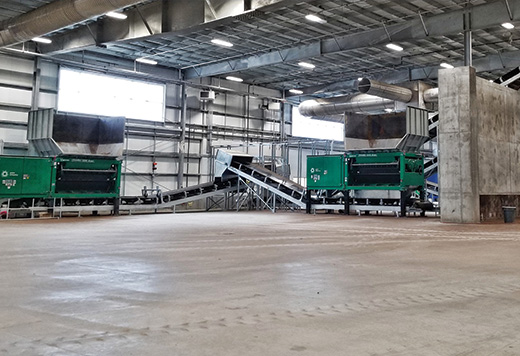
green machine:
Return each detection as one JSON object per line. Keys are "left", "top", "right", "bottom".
{"left": 346, "top": 151, "right": 424, "bottom": 190}
{"left": 1, "top": 156, "right": 121, "bottom": 199}
{"left": 306, "top": 150, "right": 425, "bottom": 216}
{"left": 1, "top": 109, "right": 125, "bottom": 218}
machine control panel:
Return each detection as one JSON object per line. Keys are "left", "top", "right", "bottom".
{"left": 1, "top": 171, "right": 18, "bottom": 190}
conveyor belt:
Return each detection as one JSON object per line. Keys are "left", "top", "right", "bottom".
{"left": 119, "top": 178, "right": 241, "bottom": 212}
{"left": 119, "top": 147, "right": 307, "bottom": 213}
{"left": 161, "top": 179, "right": 239, "bottom": 208}
{"left": 227, "top": 163, "right": 307, "bottom": 208}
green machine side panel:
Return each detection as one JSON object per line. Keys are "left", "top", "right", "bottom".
{"left": 21, "top": 157, "right": 53, "bottom": 196}
{"left": 307, "top": 155, "right": 345, "bottom": 190}
{"left": 401, "top": 153, "right": 424, "bottom": 187}
{"left": 51, "top": 156, "right": 121, "bottom": 198}
{"left": 345, "top": 151, "right": 424, "bottom": 191}
{"left": 0, "top": 156, "right": 52, "bottom": 198}
{"left": 0, "top": 156, "right": 24, "bottom": 196}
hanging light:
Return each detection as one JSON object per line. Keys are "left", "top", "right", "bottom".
{"left": 386, "top": 43, "right": 404, "bottom": 52}
{"left": 298, "top": 62, "right": 316, "bottom": 69}
{"left": 211, "top": 39, "right": 233, "bottom": 47}
{"left": 136, "top": 58, "right": 158, "bottom": 65}
{"left": 226, "top": 76, "right": 243, "bottom": 82}
{"left": 106, "top": 11, "right": 127, "bottom": 20}
{"left": 32, "top": 37, "right": 52, "bottom": 44}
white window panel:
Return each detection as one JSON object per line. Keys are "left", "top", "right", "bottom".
{"left": 58, "top": 68, "right": 165, "bottom": 122}
{"left": 292, "top": 107, "right": 343, "bottom": 141}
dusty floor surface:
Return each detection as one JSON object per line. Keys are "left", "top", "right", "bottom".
{"left": 1, "top": 211, "right": 520, "bottom": 355}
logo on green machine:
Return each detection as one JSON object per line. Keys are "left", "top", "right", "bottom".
{"left": 1, "top": 171, "right": 7, "bottom": 178}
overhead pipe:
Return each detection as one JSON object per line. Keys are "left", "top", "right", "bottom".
{"left": 423, "top": 88, "right": 439, "bottom": 103}
{"left": 0, "top": 0, "right": 145, "bottom": 48}
{"left": 299, "top": 77, "right": 440, "bottom": 117}
{"left": 298, "top": 94, "right": 396, "bottom": 117}
{"left": 357, "top": 78, "right": 413, "bottom": 102}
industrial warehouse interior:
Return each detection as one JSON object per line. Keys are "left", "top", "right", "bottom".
{"left": 2, "top": 0, "right": 520, "bottom": 354}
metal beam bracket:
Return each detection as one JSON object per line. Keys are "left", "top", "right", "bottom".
{"left": 382, "top": 22, "right": 392, "bottom": 42}
{"left": 137, "top": 7, "right": 154, "bottom": 35}
{"left": 418, "top": 11, "right": 429, "bottom": 36}
{"left": 505, "top": 0, "right": 514, "bottom": 20}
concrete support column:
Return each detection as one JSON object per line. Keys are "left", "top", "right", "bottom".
{"left": 438, "top": 66, "right": 480, "bottom": 223}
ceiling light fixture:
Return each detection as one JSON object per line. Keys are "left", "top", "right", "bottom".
{"left": 305, "top": 14, "right": 327, "bottom": 24}
{"left": 289, "top": 89, "right": 304, "bottom": 95}
{"left": 106, "top": 11, "right": 127, "bottom": 20}
{"left": 357, "top": 77, "right": 363, "bottom": 81}
{"left": 298, "top": 62, "right": 315, "bottom": 69}
{"left": 211, "top": 39, "right": 233, "bottom": 47}
{"left": 384, "top": 108, "right": 393, "bottom": 113}
{"left": 386, "top": 43, "right": 403, "bottom": 52}
{"left": 440, "top": 62, "right": 454, "bottom": 69}
{"left": 502, "top": 22, "right": 515, "bottom": 29}
{"left": 226, "top": 76, "right": 243, "bottom": 82}
{"left": 136, "top": 57, "right": 158, "bottom": 65}
{"left": 32, "top": 37, "right": 52, "bottom": 44}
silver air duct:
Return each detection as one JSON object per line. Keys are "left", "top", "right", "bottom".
{"left": 0, "top": 0, "right": 145, "bottom": 48}
{"left": 423, "top": 88, "right": 439, "bottom": 103}
{"left": 357, "top": 78, "right": 413, "bottom": 102}
{"left": 298, "top": 94, "right": 395, "bottom": 117}
{"left": 298, "top": 78, "right": 440, "bottom": 118}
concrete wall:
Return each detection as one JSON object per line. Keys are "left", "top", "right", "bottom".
{"left": 439, "top": 66, "right": 520, "bottom": 222}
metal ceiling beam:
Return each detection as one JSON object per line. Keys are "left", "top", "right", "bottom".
{"left": 185, "top": 0, "right": 520, "bottom": 79}
{"left": 286, "top": 49, "right": 520, "bottom": 97}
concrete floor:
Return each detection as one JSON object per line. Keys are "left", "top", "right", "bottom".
{"left": 1, "top": 212, "right": 520, "bottom": 355}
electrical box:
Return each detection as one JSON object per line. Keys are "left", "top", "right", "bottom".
{"left": 307, "top": 155, "right": 345, "bottom": 190}
{"left": 0, "top": 156, "right": 53, "bottom": 198}
{"left": 199, "top": 90, "right": 216, "bottom": 101}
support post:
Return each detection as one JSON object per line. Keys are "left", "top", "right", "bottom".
{"left": 113, "top": 198, "right": 120, "bottom": 216}
{"left": 343, "top": 190, "right": 350, "bottom": 215}
{"left": 178, "top": 82, "right": 187, "bottom": 189}
{"left": 400, "top": 190, "right": 406, "bottom": 217}
{"left": 31, "top": 57, "right": 41, "bottom": 110}
{"left": 464, "top": 11, "right": 472, "bottom": 67}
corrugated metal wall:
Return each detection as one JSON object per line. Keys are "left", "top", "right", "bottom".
{"left": 0, "top": 54, "right": 58, "bottom": 154}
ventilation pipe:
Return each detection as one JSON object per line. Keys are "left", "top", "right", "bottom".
{"left": 298, "top": 94, "right": 395, "bottom": 117}
{"left": 423, "top": 88, "right": 439, "bottom": 103}
{"left": 298, "top": 78, "right": 439, "bottom": 117}
{"left": 0, "top": 0, "right": 145, "bottom": 48}
{"left": 357, "top": 78, "right": 413, "bottom": 102}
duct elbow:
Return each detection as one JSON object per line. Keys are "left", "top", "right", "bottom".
{"left": 298, "top": 100, "right": 323, "bottom": 117}
{"left": 423, "top": 88, "right": 439, "bottom": 103}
